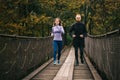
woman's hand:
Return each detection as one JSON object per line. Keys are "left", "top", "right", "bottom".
{"left": 51, "top": 33, "right": 54, "bottom": 36}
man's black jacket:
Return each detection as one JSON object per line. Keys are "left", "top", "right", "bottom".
{"left": 69, "top": 22, "right": 87, "bottom": 47}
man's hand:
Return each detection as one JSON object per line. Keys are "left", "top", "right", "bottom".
{"left": 80, "top": 34, "right": 84, "bottom": 38}
{"left": 72, "top": 34, "right": 76, "bottom": 38}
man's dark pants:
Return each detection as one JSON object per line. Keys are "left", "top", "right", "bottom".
{"left": 73, "top": 44, "right": 84, "bottom": 64}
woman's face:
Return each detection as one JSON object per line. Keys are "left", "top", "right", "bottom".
{"left": 55, "top": 18, "right": 60, "bottom": 25}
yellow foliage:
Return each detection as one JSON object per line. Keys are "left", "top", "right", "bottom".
{"left": 6, "top": 23, "right": 22, "bottom": 30}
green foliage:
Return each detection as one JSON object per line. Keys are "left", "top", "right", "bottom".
{"left": 0, "top": 0, "right": 119, "bottom": 36}
{"left": 85, "top": 0, "right": 120, "bottom": 35}
{"left": 66, "top": 33, "right": 72, "bottom": 45}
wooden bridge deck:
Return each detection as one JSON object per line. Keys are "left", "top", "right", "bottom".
{"left": 23, "top": 47, "right": 102, "bottom": 80}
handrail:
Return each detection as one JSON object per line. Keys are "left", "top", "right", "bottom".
{"left": 88, "top": 29, "right": 120, "bottom": 38}
{"left": 0, "top": 34, "right": 52, "bottom": 39}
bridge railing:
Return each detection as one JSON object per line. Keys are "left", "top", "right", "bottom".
{"left": 0, "top": 35, "right": 53, "bottom": 80}
{"left": 85, "top": 29, "right": 120, "bottom": 80}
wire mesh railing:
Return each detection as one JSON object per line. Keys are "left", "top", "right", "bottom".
{"left": 85, "top": 29, "right": 120, "bottom": 80}
{"left": 0, "top": 34, "right": 53, "bottom": 80}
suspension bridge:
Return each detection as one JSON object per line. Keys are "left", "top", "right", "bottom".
{"left": 0, "top": 29, "right": 119, "bottom": 80}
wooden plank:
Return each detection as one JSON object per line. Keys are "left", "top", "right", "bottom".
{"left": 73, "top": 49, "right": 94, "bottom": 80}
{"left": 31, "top": 47, "right": 71, "bottom": 80}
{"left": 22, "top": 46, "right": 68, "bottom": 80}
{"left": 22, "top": 58, "right": 53, "bottom": 80}
{"left": 84, "top": 53, "right": 102, "bottom": 80}
{"left": 53, "top": 47, "right": 75, "bottom": 80}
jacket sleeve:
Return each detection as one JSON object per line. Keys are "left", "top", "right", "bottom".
{"left": 61, "top": 26, "right": 65, "bottom": 34}
{"left": 69, "top": 24, "right": 74, "bottom": 37}
{"left": 83, "top": 24, "right": 87, "bottom": 37}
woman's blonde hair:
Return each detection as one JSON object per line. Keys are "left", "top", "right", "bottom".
{"left": 53, "top": 17, "right": 62, "bottom": 26}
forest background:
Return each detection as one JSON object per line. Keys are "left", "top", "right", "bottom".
{"left": 0, "top": 0, "right": 119, "bottom": 37}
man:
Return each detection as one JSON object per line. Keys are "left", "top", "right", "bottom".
{"left": 69, "top": 14, "right": 87, "bottom": 65}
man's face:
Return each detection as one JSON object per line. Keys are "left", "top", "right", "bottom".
{"left": 75, "top": 15, "right": 81, "bottom": 22}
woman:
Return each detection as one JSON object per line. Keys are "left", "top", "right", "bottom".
{"left": 51, "top": 18, "right": 65, "bottom": 65}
